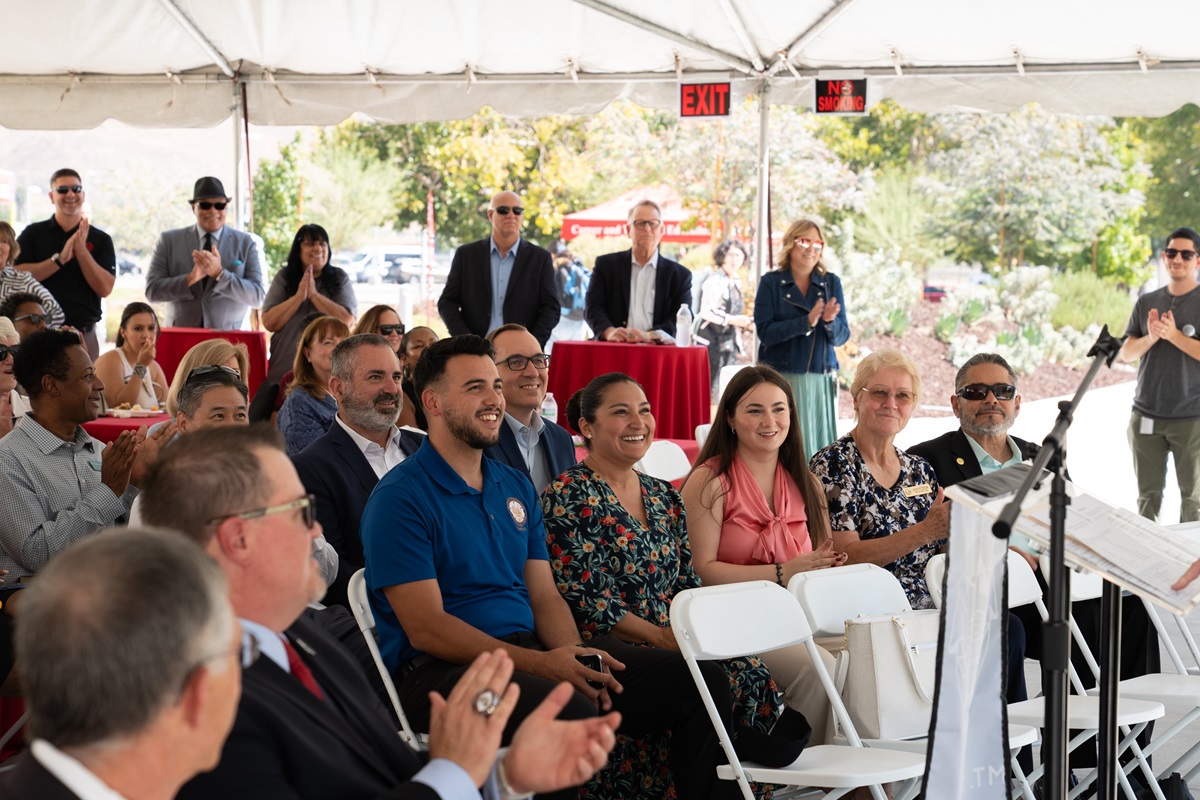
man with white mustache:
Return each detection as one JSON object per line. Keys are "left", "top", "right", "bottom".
{"left": 292, "top": 334, "right": 424, "bottom": 609}
{"left": 483, "top": 323, "right": 576, "bottom": 492}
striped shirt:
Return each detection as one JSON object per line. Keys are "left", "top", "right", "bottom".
{"left": 0, "top": 415, "right": 135, "bottom": 578}
{"left": 0, "top": 265, "right": 65, "bottom": 327}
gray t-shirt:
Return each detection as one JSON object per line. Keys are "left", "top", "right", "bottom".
{"left": 1125, "top": 284, "right": 1200, "bottom": 421}
{"left": 262, "top": 266, "right": 357, "bottom": 383}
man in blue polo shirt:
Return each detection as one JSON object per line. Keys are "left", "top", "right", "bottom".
{"left": 361, "top": 335, "right": 740, "bottom": 800}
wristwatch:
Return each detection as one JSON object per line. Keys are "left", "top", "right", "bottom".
{"left": 132, "top": 364, "right": 148, "bottom": 379}
{"left": 50, "top": 252, "right": 61, "bottom": 266}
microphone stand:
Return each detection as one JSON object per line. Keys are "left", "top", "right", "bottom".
{"left": 992, "top": 325, "right": 1126, "bottom": 800}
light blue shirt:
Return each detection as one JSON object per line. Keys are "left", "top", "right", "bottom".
{"left": 504, "top": 411, "right": 551, "bottom": 492}
{"left": 964, "top": 433, "right": 1036, "bottom": 552}
{"left": 194, "top": 223, "right": 224, "bottom": 249}
{"left": 238, "top": 618, "right": 497, "bottom": 799}
{"left": 489, "top": 236, "right": 520, "bottom": 334}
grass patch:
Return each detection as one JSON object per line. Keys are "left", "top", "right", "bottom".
{"left": 1049, "top": 271, "right": 1134, "bottom": 332}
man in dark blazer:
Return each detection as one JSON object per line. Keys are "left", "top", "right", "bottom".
{"left": 145, "top": 176, "right": 265, "bottom": 330}
{"left": 483, "top": 324, "right": 577, "bottom": 491}
{"left": 140, "top": 424, "right": 619, "bottom": 800}
{"left": 293, "top": 334, "right": 425, "bottom": 608}
{"left": 908, "top": 353, "right": 1159, "bottom": 750}
{"left": 585, "top": 200, "right": 692, "bottom": 342}
{"left": 438, "top": 191, "right": 560, "bottom": 346}
{"left": 0, "top": 528, "right": 241, "bottom": 800}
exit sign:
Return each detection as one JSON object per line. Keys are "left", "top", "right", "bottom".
{"left": 680, "top": 82, "right": 731, "bottom": 118}
{"left": 814, "top": 78, "right": 868, "bottom": 115}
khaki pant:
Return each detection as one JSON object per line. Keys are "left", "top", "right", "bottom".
{"left": 1128, "top": 411, "right": 1200, "bottom": 523}
{"left": 758, "top": 635, "right": 842, "bottom": 745}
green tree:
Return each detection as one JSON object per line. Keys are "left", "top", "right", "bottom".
{"left": 251, "top": 135, "right": 303, "bottom": 276}
{"left": 817, "top": 99, "right": 942, "bottom": 174}
{"left": 305, "top": 131, "right": 405, "bottom": 249}
{"left": 1123, "top": 104, "right": 1200, "bottom": 242}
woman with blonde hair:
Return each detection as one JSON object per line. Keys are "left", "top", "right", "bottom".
{"left": 353, "top": 304, "right": 404, "bottom": 355}
{"left": 0, "top": 221, "right": 64, "bottom": 329}
{"left": 277, "top": 315, "right": 349, "bottom": 455}
{"left": 753, "top": 219, "right": 849, "bottom": 459}
{"left": 162, "top": 338, "right": 251, "bottom": 416}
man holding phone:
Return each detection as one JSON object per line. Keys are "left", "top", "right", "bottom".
{"left": 362, "top": 336, "right": 741, "bottom": 800}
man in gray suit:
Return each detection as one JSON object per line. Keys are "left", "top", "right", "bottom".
{"left": 146, "top": 177, "right": 265, "bottom": 330}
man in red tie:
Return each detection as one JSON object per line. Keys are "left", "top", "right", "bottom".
{"left": 141, "top": 424, "right": 618, "bottom": 800}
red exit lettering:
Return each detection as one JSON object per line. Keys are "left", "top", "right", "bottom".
{"left": 680, "top": 83, "right": 731, "bottom": 117}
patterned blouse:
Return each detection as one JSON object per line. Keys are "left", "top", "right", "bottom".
{"left": 809, "top": 434, "right": 944, "bottom": 609}
{"left": 540, "top": 462, "right": 783, "bottom": 727}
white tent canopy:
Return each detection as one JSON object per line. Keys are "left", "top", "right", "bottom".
{"left": 7, "top": 0, "right": 1200, "bottom": 131}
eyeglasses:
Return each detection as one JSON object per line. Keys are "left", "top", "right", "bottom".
{"left": 53, "top": 185, "right": 83, "bottom": 195}
{"left": 0, "top": 344, "right": 17, "bottom": 361}
{"left": 196, "top": 201, "right": 228, "bottom": 211}
{"left": 13, "top": 313, "right": 46, "bottom": 326}
{"left": 1163, "top": 248, "right": 1199, "bottom": 261}
{"left": 794, "top": 238, "right": 824, "bottom": 251}
{"left": 497, "top": 354, "right": 550, "bottom": 371}
{"left": 492, "top": 206, "right": 524, "bottom": 216}
{"left": 378, "top": 324, "right": 405, "bottom": 336}
{"left": 209, "top": 493, "right": 316, "bottom": 528}
{"left": 630, "top": 219, "right": 663, "bottom": 231}
{"left": 956, "top": 383, "right": 1017, "bottom": 401}
{"left": 860, "top": 387, "right": 915, "bottom": 405}
{"left": 186, "top": 364, "right": 241, "bottom": 384}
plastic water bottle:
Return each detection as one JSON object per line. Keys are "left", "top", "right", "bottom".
{"left": 676, "top": 304, "right": 693, "bottom": 347}
{"left": 541, "top": 392, "right": 558, "bottom": 426}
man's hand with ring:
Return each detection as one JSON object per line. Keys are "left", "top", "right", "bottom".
{"left": 427, "top": 650, "right": 520, "bottom": 787}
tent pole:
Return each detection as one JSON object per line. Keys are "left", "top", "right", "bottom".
{"left": 231, "top": 83, "right": 244, "bottom": 229}
{"left": 750, "top": 81, "right": 771, "bottom": 364}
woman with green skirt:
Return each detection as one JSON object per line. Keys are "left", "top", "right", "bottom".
{"left": 753, "top": 219, "right": 849, "bottom": 460}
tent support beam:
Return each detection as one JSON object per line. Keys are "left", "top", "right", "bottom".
{"left": 154, "top": 0, "right": 235, "bottom": 78}
{"left": 714, "top": 0, "right": 766, "bottom": 72}
{"left": 769, "top": 0, "right": 862, "bottom": 76}
{"left": 568, "top": 0, "right": 759, "bottom": 75}
{"left": 750, "top": 81, "right": 771, "bottom": 364}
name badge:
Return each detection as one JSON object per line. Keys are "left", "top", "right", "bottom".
{"left": 903, "top": 483, "right": 932, "bottom": 498}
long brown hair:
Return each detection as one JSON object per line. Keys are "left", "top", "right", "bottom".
{"left": 690, "top": 365, "right": 830, "bottom": 546}
{"left": 289, "top": 315, "right": 350, "bottom": 400}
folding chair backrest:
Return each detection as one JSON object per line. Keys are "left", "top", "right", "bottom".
{"left": 1037, "top": 553, "right": 1104, "bottom": 602}
{"left": 636, "top": 440, "right": 693, "bottom": 483}
{"left": 925, "top": 553, "right": 947, "bottom": 608}
{"left": 1007, "top": 550, "right": 1044, "bottom": 609}
{"left": 695, "top": 423, "right": 712, "bottom": 449}
{"left": 347, "top": 568, "right": 425, "bottom": 748}
{"left": 788, "top": 563, "right": 912, "bottom": 638}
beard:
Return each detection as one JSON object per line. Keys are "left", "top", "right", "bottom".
{"left": 341, "top": 389, "right": 401, "bottom": 433}
{"left": 960, "top": 405, "right": 1013, "bottom": 439}
{"left": 443, "top": 405, "right": 502, "bottom": 449}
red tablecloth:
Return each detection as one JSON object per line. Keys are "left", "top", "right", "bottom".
{"left": 82, "top": 413, "right": 172, "bottom": 444}
{"left": 156, "top": 328, "right": 269, "bottom": 397}
{"left": 547, "top": 341, "right": 711, "bottom": 440}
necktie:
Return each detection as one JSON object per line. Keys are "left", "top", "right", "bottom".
{"left": 200, "top": 233, "right": 215, "bottom": 307}
{"left": 202, "top": 232, "right": 213, "bottom": 254}
{"left": 282, "top": 637, "right": 326, "bottom": 702}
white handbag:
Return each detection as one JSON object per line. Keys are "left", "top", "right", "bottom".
{"left": 840, "top": 609, "right": 940, "bottom": 740}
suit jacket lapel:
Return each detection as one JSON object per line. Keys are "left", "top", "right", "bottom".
{"left": 616, "top": 250, "right": 633, "bottom": 326}
{"left": 328, "top": 421, "right": 381, "bottom": 494}
{"left": 653, "top": 254, "right": 673, "bottom": 325}
{"left": 949, "top": 429, "right": 985, "bottom": 484}
{"left": 497, "top": 424, "right": 531, "bottom": 479}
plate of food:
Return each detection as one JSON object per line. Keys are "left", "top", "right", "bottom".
{"left": 107, "top": 405, "right": 162, "bottom": 418}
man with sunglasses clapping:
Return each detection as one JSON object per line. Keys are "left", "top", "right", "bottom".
{"left": 13, "top": 168, "right": 116, "bottom": 360}
{"left": 1118, "top": 226, "right": 1200, "bottom": 525}
{"left": 439, "top": 190, "right": 560, "bottom": 347}
{"left": 146, "top": 176, "right": 266, "bottom": 331}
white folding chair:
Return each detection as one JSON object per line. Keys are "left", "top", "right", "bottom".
{"left": 671, "top": 581, "right": 925, "bottom": 800}
{"left": 1004, "top": 553, "right": 1165, "bottom": 800}
{"left": 695, "top": 422, "right": 712, "bottom": 449}
{"left": 0, "top": 710, "right": 27, "bottom": 773}
{"left": 347, "top": 568, "right": 427, "bottom": 749}
{"left": 717, "top": 364, "right": 750, "bottom": 400}
{"left": 797, "top": 561, "right": 1038, "bottom": 800}
{"left": 634, "top": 440, "right": 692, "bottom": 482}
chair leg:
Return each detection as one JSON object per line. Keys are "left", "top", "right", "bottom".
{"left": 0, "top": 710, "right": 26, "bottom": 752}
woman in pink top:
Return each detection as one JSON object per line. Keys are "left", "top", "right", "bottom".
{"left": 681, "top": 364, "right": 846, "bottom": 741}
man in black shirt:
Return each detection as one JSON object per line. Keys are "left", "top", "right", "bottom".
{"left": 14, "top": 168, "right": 116, "bottom": 359}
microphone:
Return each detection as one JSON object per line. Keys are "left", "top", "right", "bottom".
{"left": 1184, "top": 324, "right": 1197, "bottom": 339}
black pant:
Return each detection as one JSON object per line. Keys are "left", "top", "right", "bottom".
{"left": 396, "top": 632, "right": 741, "bottom": 800}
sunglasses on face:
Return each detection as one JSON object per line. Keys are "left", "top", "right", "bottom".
{"left": 1163, "top": 248, "right": 1199, "bottom": 261}
{"left": 186, "top": 364, "right": 241, "bottom": 384}
{"left": 209, "top": 493, "right": 316, "bottom": 529}
{"left": 54, "top": 185, "right": 83, "bottom": 195}
{"left": 956, "top": 383, "right": 1017, "bottom": 401}
{"left": 0, "top": 344, "right": 18, "bottom": 361}
{"left": 378, "top": 324, "right": 405, "bottom": 336}
{"left": 794, "top": 238, "right": 824, "bottom": 251}
{"left": 492, "top": 205, "right": 524, "bottom": 216}
{"left": 196, "top": 201, "right": 228, "bottom": 211}
{"left": 497, "top": 354, "right": 550, "bottom": 371}
{"left": 13, "top": 313, "right": 46, "bottom": 326}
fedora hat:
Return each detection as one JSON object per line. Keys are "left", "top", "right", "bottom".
{"left": 190, "top": 177, "right": 231, "bottom": 203}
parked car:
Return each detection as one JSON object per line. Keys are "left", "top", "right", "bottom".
{"left": 348, "top": 245, "right": 424, "bottom": 284}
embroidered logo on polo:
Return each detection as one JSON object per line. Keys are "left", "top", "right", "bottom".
{"left": 507, "top": 498, "right": 527, "bottom": 529}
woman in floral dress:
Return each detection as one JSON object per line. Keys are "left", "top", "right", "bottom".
{"left": 541, "top": 372, "right": 785, "bottom": 797}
